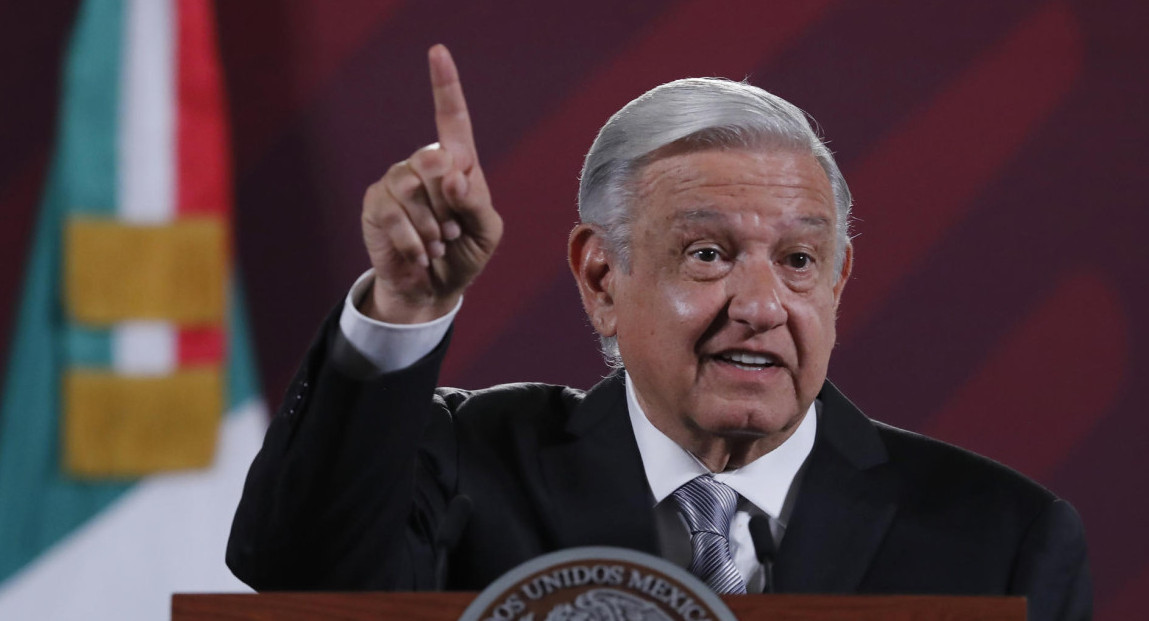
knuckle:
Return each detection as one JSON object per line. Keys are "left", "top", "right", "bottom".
{"left": 389, "top": 229, "right": 421, "bottom": 256}
{"left": 385, "top": 160, "right": 409, "bottom": 177}
{"left": 396, "top": 241, "right": 421, "bottom": 258}
{"left": 378, "top": 208, "right": 407, "bottom": 229}
{"left": 403, "top": 206, "right": 441, "bottom": 239}
{"left": 412, "top": 143, "right": 441, "bottom": 159}
{"left": 363, "top": 181, "right": 386, "bottom": 205}
{"left": 384, "top": 169, "right": 423, "bottom": 198}
{"left": 410, "top": 146, "right": 451, "bottom": 177}
{"left": 362, "top": 185, "right": 396, "bottom": 215}
{"left": 400, "top": 243, "right": 426, "bottom": 264}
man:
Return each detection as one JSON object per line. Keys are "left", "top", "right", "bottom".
{"left": 227, "top": 45, "right": 1090, "bottom": 620}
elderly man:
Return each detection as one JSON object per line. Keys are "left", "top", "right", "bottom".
{"left": 227, "top": 46, "right": 1090, "bottom": 620}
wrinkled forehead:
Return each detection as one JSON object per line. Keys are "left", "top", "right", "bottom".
{"left": 636, "top": 126, "right": 813, "bottom": 172}
{"left": 669, "top": 207, "right": 834, "bottom": 230}
{"left": 630, "top": 144, "right": 833, "bottom": 208}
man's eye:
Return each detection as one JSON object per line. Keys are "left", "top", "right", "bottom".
{"left": 785, "top": 253, "right": 813, "bottom": 269}
{"left": 691, "top": 248, "right": 721, "bottom": 262}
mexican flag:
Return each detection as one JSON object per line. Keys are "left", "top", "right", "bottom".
{"left": 0, "top": 0, "right": 265, "bottom": 618}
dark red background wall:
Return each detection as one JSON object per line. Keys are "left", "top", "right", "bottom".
{"left": 3, "top": 1, "right": 1146, "bottom": 617}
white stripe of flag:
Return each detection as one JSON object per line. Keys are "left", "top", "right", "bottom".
{"left": 117, "top": 0, "right": 174, "bottom": 225}
{"left": 112, "top": 321, "right": 176, "bottom": 376}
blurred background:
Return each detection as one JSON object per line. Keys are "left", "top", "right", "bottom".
{"left": 2, "top": 1, "right": 1146, "bottom": 619}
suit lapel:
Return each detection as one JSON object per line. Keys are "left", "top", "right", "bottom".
{"left": 773, "top": 381, "right": 900, "bottom": 592}
{"left": 534, "top": 375, "right": 900, "bottom": 589}
{"left": 537, "top": 372, "right": 661, "bottom": 555}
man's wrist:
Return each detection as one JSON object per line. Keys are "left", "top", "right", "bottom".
{"left": 336, "top": 269, "right": 462, "bottom": 374}
{"left": 360, "top": 277, "right": 461, "bottom": 324}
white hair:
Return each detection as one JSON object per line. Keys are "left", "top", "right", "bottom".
{"left": 577, "top": 78, "right": 852, "bottom": 366}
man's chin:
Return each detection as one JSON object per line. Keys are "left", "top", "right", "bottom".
{"left": 693, "top": 403, "right": 805, "bottom": 438}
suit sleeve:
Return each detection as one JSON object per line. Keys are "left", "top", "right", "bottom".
{"left": 1010, "top": 499, "right": 1093, "bottom": 621}
{"left": 226, "top": 304, "right": 458, "bottom": 590}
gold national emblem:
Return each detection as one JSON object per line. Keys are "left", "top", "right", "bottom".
{"left": 459, "top": 547, "right": 738, "bottom": 621}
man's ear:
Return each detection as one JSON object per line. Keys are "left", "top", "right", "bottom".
{"left": 832, "top": 240, "right": 853, "bottom": 307}
{"left": 568, "top": 224, "right": 618, "bottom": 337}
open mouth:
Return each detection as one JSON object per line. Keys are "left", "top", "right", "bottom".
{"left": 716, "top": 351, "right": 779, "bottom": 371}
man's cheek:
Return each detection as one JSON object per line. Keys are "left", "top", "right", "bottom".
{"left": 666, "top": 290, "right": 700, "bottom": 322}
{"left": 661, "top": 284, "right": 712, "bottom": 324}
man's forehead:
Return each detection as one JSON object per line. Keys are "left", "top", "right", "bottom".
{"left": 670, "top": 207, "right": 834, "bottom": 231}
{"left": 637, "top": 148, "right": 831, "bottom": 195}
{"left": 633, "top": 149, "right": 834, "bottom": 220}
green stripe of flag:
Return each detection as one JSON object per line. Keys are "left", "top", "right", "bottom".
{"left": 0, "top": 0, "right": 263, "bottom": 585}
{"left": 226, "top": 278, "right": 262, "bottom": 410}
{"left": 61, "top": 0, "right": 122, "bottom": 217}
{"left": 0, "top": 0, "right": 129, "bottom": 584}
{"left": 63, "top": 326, "right": 113, "bottom": 368}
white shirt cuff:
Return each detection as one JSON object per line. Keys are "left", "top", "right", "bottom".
{"left": 337, "top": 269, "right": 462, "bottom": 374}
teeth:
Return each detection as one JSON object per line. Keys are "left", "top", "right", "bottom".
{"left": 722, "top": 352, "right": 774, "bottom": 366}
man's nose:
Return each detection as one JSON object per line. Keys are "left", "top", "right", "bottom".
{"left": 726, "top": 262, "right": 787, "bottom": 332}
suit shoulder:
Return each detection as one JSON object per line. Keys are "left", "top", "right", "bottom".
{"left": 435, "top": 381, "right": 587, "bottom": 408}
{"left": 433, "top": 381, "right": 588, "bottom": 430}
{"left": 872, "top": 420, "right": 1059, "bottom": 514}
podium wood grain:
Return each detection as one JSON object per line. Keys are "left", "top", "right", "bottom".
{"left": 172, "top": 592, "right": 1025, "bottom": 620}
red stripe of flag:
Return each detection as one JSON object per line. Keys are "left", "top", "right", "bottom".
{"left": 176, "top": 0, "right": 231, "bottom": 368}
{"left": 177, "top": 325, "right": 227, "bottom": 367}
{"left": 176, "top": 0, "right": 231, "bottom": 218}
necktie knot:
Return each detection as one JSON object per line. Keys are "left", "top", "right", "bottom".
{"left": 671, "top": 475, "right": 746, "bottom": 594}
{"left": 672, "top": 475, "right": 739, "bottom": 536}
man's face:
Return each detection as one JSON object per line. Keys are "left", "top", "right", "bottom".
{"left": 605, "top": 148, "right": 850, "bottom": 466}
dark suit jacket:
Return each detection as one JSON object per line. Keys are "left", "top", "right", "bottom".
{"left": 227, "top": 310, "right": 1091, "bottom": 621}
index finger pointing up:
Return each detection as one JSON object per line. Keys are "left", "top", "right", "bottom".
{"left": 428, "top": 44, "right": 477, "bottom": 171}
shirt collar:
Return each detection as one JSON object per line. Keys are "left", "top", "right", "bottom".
{"left": 624, "top": 371, "right": 817, "bottom": 524}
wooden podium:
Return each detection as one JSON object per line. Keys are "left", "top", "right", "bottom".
{"left": 172, "top": 591, "right": 1025, "bottom": 620}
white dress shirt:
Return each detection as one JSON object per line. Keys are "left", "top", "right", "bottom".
{"left": 624, "top": 374, "right": 815, "bottom": 592}
{"left": 336, "top": 270, "right": 817, "bottom": 592}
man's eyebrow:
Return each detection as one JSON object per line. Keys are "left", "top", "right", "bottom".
{"left": 674, "top": 208, "right": 726, "bottom": 223}
{"left": 796, "top": 215, "right": 832, "bottom": 228}
{"left": 672, "top": 210, "right": 834, "bottom": 229}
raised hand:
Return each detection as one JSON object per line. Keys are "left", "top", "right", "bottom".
{"left": 360, "top": 44, "right": 503, "bottom": 323}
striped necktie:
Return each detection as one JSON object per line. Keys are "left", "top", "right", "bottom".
{"left": 671, "top": 475, "right": 747, "bottom": 594}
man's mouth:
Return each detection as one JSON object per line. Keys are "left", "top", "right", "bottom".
{"left": 716, "top": 351, "right": 779, "bottom": 371}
